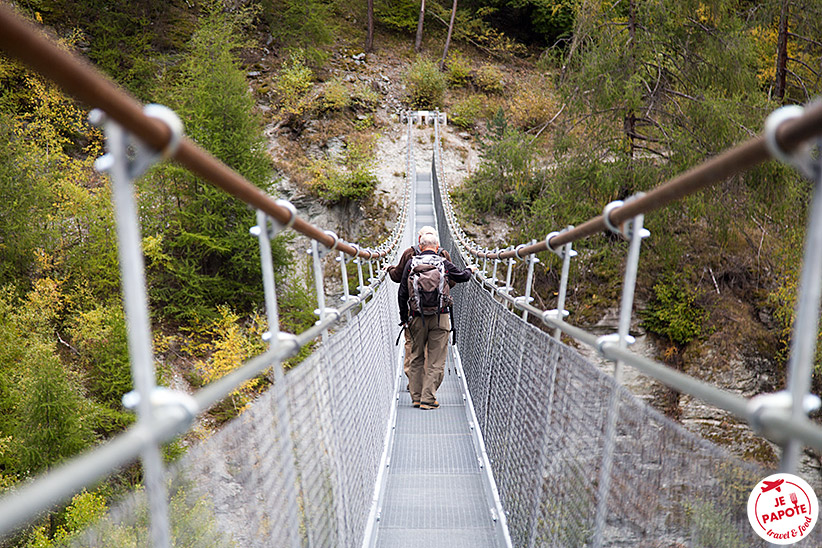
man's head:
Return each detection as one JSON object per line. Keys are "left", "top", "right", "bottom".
{"left": 418, "top": 226, "right": 436, "bottom": 243}
{"left": 419, "top": 232, "right": 440, "bottom": 251}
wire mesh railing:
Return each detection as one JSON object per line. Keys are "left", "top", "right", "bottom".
{"left": 431, "top": 107, "right": 822, "bottom": 546}
{"left": 70, "top": 283, "right": 400, "bottom": 548}
{"left": 0, "top": 5, "right": 412, "bottom": 546}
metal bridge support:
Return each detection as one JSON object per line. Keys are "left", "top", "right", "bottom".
{"left": 92, "top": 105, "right": 185, "bottom": 548}
{"left": 546, "top": 227, "right": 577, "bottom": 340}
{"left": 763, "top": 107, "right": 822, "bottom": 474}
{"left": 592, "top": 198, "right": 649, "bottom": 548}
{"left": 251, "top": 207, "right": 302, "bottom": 548}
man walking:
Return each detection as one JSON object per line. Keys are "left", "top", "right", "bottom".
{"left": 388, "top": 226, "right": 453, "bottom": 390}
{"left": 398, "top": 232, "right": 475, "bottom": 409}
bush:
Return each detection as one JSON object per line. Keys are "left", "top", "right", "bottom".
{"left": 321, "top": 78, "right": 350, "bottom": 112}
{"left": 474, "top": 64, "right": 504, "bottom": 94}
{"left": 507, "top": 75, "right": 557, "bottom": 130}
{"left": 405, "top": 58, "right": 447, "bottom": 109}
{"left": 445, "top": 53, "right": 472, "bottom": 88}
{"left": 69, "top": 305, "right": 132, "bottom": 408}
{"left": 450, "top": 95, "right": 484, "bottom": 129}
{"left": 642, "top": 274, "right": 706, "bottom": 345}
{"left": 271, "top": 51, "right": 315, "bottom": 115}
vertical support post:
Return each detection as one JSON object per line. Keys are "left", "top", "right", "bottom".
{"left": 780, "top": 142, "right": 822, "bottom": 473}
{"left": 547, "top": 227, "right": 576, "bottom": 340}
{"left": 491, "top": 251, "right": 500, "bottom": 287}
{"left": 553, "top": 242, "right": 573, "bottom": 340}
{"left": 521, "top": 247, "right": 539, "bottom": 322}
{"left": 592, "top": 206, "right": 648, "bottom": 548}
{"left": 251, "top": 210, "right": 302, "bottom": 548}
{"left": 338, "top": 250, "right": 352, "bottom": 321}
{"left": 310, "top": 239, "right": 329, "bottom": 341}
{"left": 503, "top": 256, "right": 515, "bottom": 310}
{"left": 96, "top": 116, "right": 172, "bottom": 548}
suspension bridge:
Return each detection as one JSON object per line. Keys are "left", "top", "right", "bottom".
{"left": 2, "top": 5, "right": 822, "bottom": 547}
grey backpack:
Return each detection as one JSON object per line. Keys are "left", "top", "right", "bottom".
{"left": 408, "top": 254, "right": 452, "bottom": 316}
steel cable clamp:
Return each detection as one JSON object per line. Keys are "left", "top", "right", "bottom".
{"left": 603, "top": 195, "right": 651, "bottom": 241}
{"left": 546, "top": 228, "right": 578, "bottom": 259}
{"left": 595, "top": 333, "right": 637, "bottom": 356}
{"left": 747, "top": 390, "right": 821, "bottom": 443}
{"left": 122, "top": 387, "right": 198, "bottom": 439}
{"left": 91, "top": 104, "right": 184, "bottom": 179}
{"left": 764, "top": 104, "right": 818, "bottom": 180}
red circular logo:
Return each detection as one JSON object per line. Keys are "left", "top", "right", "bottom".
{"left": 748, "top": 473, "right": 818, "bottom": 544}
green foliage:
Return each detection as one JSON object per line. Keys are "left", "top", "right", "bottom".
{"left": 309, "top": 133, "right": 379, "bottom": 204}
{"left": 642, "top": 274, "right": 707, "bottom": 345}
{"left": 264, "top": 0, "right": 334, "bottom": 65}
{"left": 474, "top": 64, "right": 504, "bottom": 94}
{"left": 142, "top": 11, "right": 290, "bottom": 323}
{"left": 321, "top": 78, "right": 351, "bottom": 112}
{"left": 374, "top": 0, "right": 419, "bottom": 32}
{"left": 404, "top": 58, "right": 447, "bottom": 109}
{"left": 454, "top": 113, "right": 535, "bottom": 215}
{"left": 18, "top": 342, "right": 95, "bottom": 475}
{"left": 444, "top": 53, "right": 472, "bottom": 88}
{"left": 69, "top": 304, "right": 132, "bottom": 408}
{"left": 0, "top": 112, "right": 54, "bottom": 285}
{"left": 450, "top": 95, "right": 484, "bottom": 130}
{"left": 271, "top": 51, "right": 316, "bottom": 116}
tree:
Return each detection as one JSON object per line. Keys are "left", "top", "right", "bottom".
{"left": 366, "top": 0, "right": 375, "bottom": 52}
{"left": 415, "top": 0, "right": 426, "bottom": 52}
{"left": 143, "top": 9, "right": 290, "bottom": 322}
{"left": 774, "top": 0, "right": 789, "bottom": 101}
{"left": 440, "top": 0, "right": 458, "bottom": 69}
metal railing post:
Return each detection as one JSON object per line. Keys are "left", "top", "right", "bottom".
{"left": 546, "top": 227, "right": 576, "bottom": 340}
{"left": 338, "top": 250, "right": 353, "bottom": 321}
{"left": 92, "top": 105, "right": 184, "bottom": 548}
{"left": 762, "top": 107, "right": 822, "bottom": 473}
{"left": 517, "top": 242, "right": 539, "bottom": 322}
{"left": 251, "top": 208, "right": 302, "bottom": 548}
{"left": 592, "top": 200, "right": 649, "bottom": 548}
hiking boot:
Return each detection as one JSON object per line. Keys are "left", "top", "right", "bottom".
{"left": 412, "top": 401, "right": 421, "bottom": 408}
{"left": 420, "top": 400, "right": 439, "bottom": 410}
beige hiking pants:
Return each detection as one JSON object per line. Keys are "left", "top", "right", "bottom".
{"left": 408, "top": 313, "right": 450, "bottom": 405}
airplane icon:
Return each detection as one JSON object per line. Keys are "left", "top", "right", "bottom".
{"left": 762, "top": 479, "right": 785, "bottom": 493}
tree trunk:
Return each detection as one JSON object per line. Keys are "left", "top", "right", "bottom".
{"left": 439, "top": 0, "right": 458, "bottom": 68}
{"left": 366, "top": 0, "right": 374, "bottom": 52}
{"left": 415, "top": 0, "right": 426, "bottom": 53}
{"left": 775, "top": 0, "right": 790, "bottom": 101}
{"left": 625, "top": 0, "right": 637, "bottom": 159}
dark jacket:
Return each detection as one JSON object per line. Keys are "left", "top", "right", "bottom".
{"left": 398, "top": 249, "right": 472, "bottom": 324}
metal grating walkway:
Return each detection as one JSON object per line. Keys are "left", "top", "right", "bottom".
{"left": 373, "top": 353, "right": 503, "bottom": 548}
{"left": 371, "top": 167, "right": 506, "bottom": 547}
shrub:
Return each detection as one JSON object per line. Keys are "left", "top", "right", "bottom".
{"left": 642, "top": 274, "right": 706, "bottom": 345}
{"left": 271, "top": 51, "right": 315, "bottom": 115}
{"left": 321, "top": 78, "right": 350, "bottom": 112}
{"left": 404, "top": 58, "right": 447, "bottom": 109}
{"left": 69, "top": 304, "right": 132, "bottom": 408}
{"left": 507, "top": 75, "right": 557, "bottom": 130}
{"left": 450, "top": 95, "right": 484, "bottom": 130}
{"left": 444, "top": 53, "right": 472, "bottom": 88}
{"left": 474, "top": 64, "right": 504, "bottom": 94}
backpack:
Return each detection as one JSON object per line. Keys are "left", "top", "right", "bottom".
{"left": 407, "top": 254, "right": 453, "bottom": 316}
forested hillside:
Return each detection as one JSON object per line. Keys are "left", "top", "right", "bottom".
{"left": 1, "top": 0, "right": 821, "bottom": 545}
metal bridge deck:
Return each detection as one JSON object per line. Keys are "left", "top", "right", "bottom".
{"left": 373, "top": 353, "right": 501, "bottom": 548}
{"left": 373, "top": 168, "right": 504, "bottom": 547}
